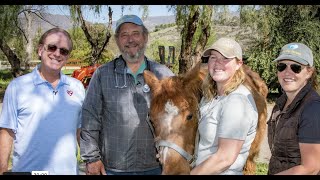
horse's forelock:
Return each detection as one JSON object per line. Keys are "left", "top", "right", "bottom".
{"left": 164, "top": 100, "right": 179, "bottom": 116}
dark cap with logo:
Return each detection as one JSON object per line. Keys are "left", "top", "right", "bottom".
{"left": 274, "top": 42, "right": 313, "bottom": 66}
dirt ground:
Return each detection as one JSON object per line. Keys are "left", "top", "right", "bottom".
{"left": 256, "top": 103, "right": 274, "bottom": 164}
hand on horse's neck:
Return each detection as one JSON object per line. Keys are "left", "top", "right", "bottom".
{"left": 39, "top": 67, "right": 60, "bottom": 89}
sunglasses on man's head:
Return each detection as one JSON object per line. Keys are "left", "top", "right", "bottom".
{"left": 276, "top": 62, "right": 304, "bottom": 74}
{"left": 44, "top": 44, "right": 70, "bottom": 56}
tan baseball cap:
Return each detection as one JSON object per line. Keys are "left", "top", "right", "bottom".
{"left": 202, "top": 37, "right": 242, "bottom": 60}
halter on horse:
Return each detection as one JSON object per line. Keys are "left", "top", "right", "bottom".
{"left": 144, "top": 63, "right": 205, "bottom": 174}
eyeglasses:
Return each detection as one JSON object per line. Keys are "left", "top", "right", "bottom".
{"left": 276, "top": 63, "right": 304, "bottom": 74}
{"left": 44, "top": 44, "right": 70, "bottom": 56}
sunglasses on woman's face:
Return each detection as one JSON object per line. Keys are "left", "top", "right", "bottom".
{"left": 276, "top": 62, "right": 304, "bottom": 74}
{"left": 44, "top": 44, "right": 70, "bottom": 56}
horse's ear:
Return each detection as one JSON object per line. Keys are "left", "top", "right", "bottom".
{"left": 143, "top": 70, "right": 161, "bottom": 96}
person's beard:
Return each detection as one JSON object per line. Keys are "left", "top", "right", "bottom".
{"left": 120, "top": 42, "right": 146, "bottom": 63}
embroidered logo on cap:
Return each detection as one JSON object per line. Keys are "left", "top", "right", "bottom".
{"left": 288, "top": 44, "right": 298, "bottom": 49}
{"left": 67, "top": 90, "right": 73, "bottom": 96}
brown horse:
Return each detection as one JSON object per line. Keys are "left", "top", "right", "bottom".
{"left": 143, "top": 63, "right": 268, "bottom": 175}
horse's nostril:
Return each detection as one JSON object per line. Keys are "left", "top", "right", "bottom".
{"left": 186, "top": 114, "right": 193, "bottom": 121}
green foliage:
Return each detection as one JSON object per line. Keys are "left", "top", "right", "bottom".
{"left": 256, "top": 162, "right": 268, "bottom": 175}
{"left": 154, "top": 23, "right": 176, "bottom": 32}
{"left": 146, "top": 38, "right": 180, "bottom": 74}
{"left": 0, "top": 5, "right": 22, "bottom": 40}
{"left": 205, "top": 30, "right": 216, "bottom": 50}
{"left": 0, "top": 5, "right": 24, "bottom": 64}
{"left": 99, "top": 49, "right": 114, "bottom": 64}
{"left": 32, "top": 27, "right": 43, "bottom": 61}
{"left": 69, "top": 27, "right": 91, "bottom": 62}
{"left": 139, "top": 5, "right": 149, "bottom": 21}
{"left": 8, "top": 33, "right": 26, "bottom": 62}
{"left": 68, "top": 5, "right": 114, "bottom": 64}
{"left": 69, "top": 26, "right": 114, "bottom": 65}
{"left": 62, "top": 69, "right": 75, "bottom": 76}
{"left": 169, "top": 5, "right": 214, "bottom": 74}
{"left": 0, "top": 70, "right": 14, "bottom": 103}
{"left": 77, "top": 145, "right": 83, "bottom": 163}
{"left": 241, "top": 5, "right": 320, "bottom": 91}
{"left": 0, "top": 71, "right": 13, "bottom": 89}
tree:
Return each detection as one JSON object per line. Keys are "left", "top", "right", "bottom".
{"left": 21, "top": 5, "right": 53, "bottom": 70}
{"left": 170, "top": 5, "right": 213, "bottom": 74}
{"left": 0, "top": 5, "right": 58, "bottom": 77}
{"left": 0, "top": 5, "right": 24, "bottom": 77}
{"left": 69, "top": 5, "right": 113, "bottom": 65}
{"left": 69, "top": 26, "right": 115, "bottom": 64}
{"left": 240, "top": 5, "right": 320, "bottom": 92}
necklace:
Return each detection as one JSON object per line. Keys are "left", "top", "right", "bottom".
{"left": 214, "top": 95, "right": 221, "bottom": 100}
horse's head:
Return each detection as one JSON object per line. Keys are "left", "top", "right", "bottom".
{"left": 143, "top": 63, "right": 206, "bottom": 175}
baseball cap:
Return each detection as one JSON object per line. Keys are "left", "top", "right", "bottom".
{"left": 115, "top": 15, "right": 144, "bottom": 32}
{"left": 202, "top": 37, "right": 242, "bottom": 60}
{"left": 274, "top": 42, "right": 313, "bottom": 66}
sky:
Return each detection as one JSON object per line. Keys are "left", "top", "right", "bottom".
{"left": 46, "top": 5, "right": 174, "bottom": 23}
{"left": 46, "top": 5, "right": 240, "bottom": 23}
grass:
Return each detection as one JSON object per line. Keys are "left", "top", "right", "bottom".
{"left": 0, "top": 70, "right": 14, "bottom": 103}
{"left": 62, "top": 69, "right": 75, "bottom": 76}
{"left": 256, "top": 163, "right": 268, "bottom": 175}
{"left": 77, "top": 146, "right": 84, "bottom": 163}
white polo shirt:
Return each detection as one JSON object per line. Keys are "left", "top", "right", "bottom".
{"left": 0, "top": 65, "right": 85, "bottom": 175}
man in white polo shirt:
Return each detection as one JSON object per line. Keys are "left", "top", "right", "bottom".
{"left": 0, "top": 28, "right": 85, "bottom": 175}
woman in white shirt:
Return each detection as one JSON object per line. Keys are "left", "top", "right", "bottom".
{"left": 191, "top": 37, "right": 258, "bottom": 175}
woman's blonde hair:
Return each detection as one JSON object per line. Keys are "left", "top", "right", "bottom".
{"left": 202, "top": 58, "right": 245, "bottom": 101}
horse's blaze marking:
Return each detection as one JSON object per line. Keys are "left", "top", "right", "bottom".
{"left": 164, "top": 100, "right": 178, "bottom": 133}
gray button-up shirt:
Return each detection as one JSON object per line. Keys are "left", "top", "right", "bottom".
{"left": 80, "top": 56, "right": 174, "bottom": 172}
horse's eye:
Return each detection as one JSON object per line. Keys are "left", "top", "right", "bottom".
{"left": 186, "top": 114, "right": 193, "bottom": 121}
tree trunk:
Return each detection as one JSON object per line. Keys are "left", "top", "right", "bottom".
{"left": 192, "top": 5, "right": 213, "bottom": 66}
{"left": 178, "top": 6, "right": 200, "bottom": 74}
{"left": 24, "top": 7, "right": 33, "bottom": 70}
{"left": 178, "top": 5, "right": 213, "bottom": 74}
{"left": 0, "top": 39, "right": 23, "bottom": 77}
{"left": 25, "top": 6, "right": 33, "bottom": 70}
{"left": 75, "top": 5, "right": 112, "bottom": 65}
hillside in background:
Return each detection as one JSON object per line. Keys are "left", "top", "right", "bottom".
{"left": 146, "top": 24, "right": 254, "bottom": 60}
{"left": 19, "top": 13, "right": 176, "bottom": 36}
{"left": 15, "top": 12, "right": 254, "bottom": 65}
{"left": 16, "top": 12, "right": 253, "bottom": 63}
{"left": 19, "top": 13, "right": 74, "bottom": 36}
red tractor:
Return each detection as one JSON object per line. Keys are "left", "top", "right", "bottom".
{"left": 71, "top": 64, "right": 101, "bottom": 89}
